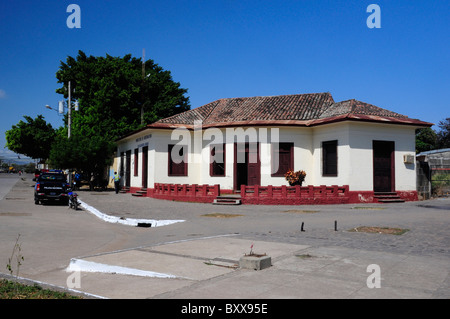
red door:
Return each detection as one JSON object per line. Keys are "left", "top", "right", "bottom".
{"left": 373, "top": 141, "right": 395, "bottom": 192}
{"left": 247, "top": 143, "right": 260, "bottom": 186}
{"left": 142, "top": 146, "right": 148, "bottom": 188}
{"left": 234, "top": 143, "right": 260, "bottom": 191}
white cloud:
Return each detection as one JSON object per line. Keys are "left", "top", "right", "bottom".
{"left": 0, "top": 89, "right": 6, "bottom": 99}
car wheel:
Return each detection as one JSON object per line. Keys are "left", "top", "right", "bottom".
{"left": 34, "top": 199, "right": 40, "bottom": 205}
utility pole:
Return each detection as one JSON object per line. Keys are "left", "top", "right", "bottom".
{"left": 68, "top": 80, "right": 72, "bottom": 138}
{"left": 141, "top": 49, "right": 145, "bottom": 125}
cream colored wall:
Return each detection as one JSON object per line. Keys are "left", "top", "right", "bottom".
{"left": 311, "top": 122, "right": 417, "bottom": 191}
{"left": 311, "top": 122, "right": 351, "bottom": 187}
{"left": 346, "top": 122, "right": 416, "bottom": 191}
{"left": 113, "top": 122, "right": 417, "bottom": 191}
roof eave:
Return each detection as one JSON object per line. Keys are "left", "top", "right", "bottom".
{"left": 311, "top": 114, "right": 433, "bottom": 127}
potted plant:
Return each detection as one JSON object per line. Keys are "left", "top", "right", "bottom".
{"left": 284, "top": 169, "right": 306, "bottom": 186}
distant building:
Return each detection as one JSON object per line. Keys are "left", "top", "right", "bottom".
{"left": 113, "top": 92, "right": 432, "bottom": 204}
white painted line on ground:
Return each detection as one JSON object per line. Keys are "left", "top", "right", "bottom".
{"left": 78, "top": 199, "right": 185, "bottom": 227}
{"left": 66, "top": 258, "right": 179, "bottom": 279}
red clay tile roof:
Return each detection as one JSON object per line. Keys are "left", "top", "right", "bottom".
{"left": 148, "top": 93, "right": 432, "bottom": 129}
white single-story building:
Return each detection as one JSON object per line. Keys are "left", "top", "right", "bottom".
{"left": 112, "top": 92, "right": 432, "bottom": 204}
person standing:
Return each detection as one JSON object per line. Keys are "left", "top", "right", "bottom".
{"left": 112, "top": 172, "right": 121, "bottom": 194}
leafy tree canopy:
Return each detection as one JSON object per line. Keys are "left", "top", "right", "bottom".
{"left": 49, "top": 51, "right": 190, "bottom": 174}
{"left": 5, "top": 115, "right": 56, "bottom": 160}
{"left": 416, "top": 117, "right": 450, "bottom": 153}
{"left": 416, "top": 127, "right": 438, "bottom": 153}
{"left": 48, "top": 131, "right": 115, "bottom": 176}
{"left": 56, "top": 50, "right": 190, "bottom": 141}
{"left": 436, "top": 117, "right": 450, "bottom": 149}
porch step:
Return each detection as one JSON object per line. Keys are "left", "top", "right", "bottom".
{"left": 374, "top": 192, "right": 405, "bottom": 203}
{"left": 131, "top": 193, "right": 143, "bottom": 197}
{"left": 119, "top": 186, "right": 129, "bottom": 194}
{"left": 213, "top": 195, "right": 242, "bottom": 205}
{"left": 131, "top": 188, "right": 147, "bottom": 197}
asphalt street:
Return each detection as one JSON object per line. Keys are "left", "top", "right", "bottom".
{"left": 0, "top": 173, "right": 448, "bottom": 300}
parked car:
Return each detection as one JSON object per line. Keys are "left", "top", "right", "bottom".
{"left": 34, "top": 172, "right": 70, "bottom": 205}
{"left": 33, "top": 169, "right": 49, "bottom": 181}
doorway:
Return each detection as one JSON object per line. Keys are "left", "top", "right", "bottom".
{"left": 142, "top": 146, "right": 148, "bottom": 189}
{"left": 125, "top": 150, "right": 131, "bottom": 188}
{"left": 373, "top": 141, "right": 395, "bottom": 192}
{"left": 234, "top": 143, "right": 260, "bottom": 191}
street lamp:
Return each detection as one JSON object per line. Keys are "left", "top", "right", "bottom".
{"left": 45, "top": 81, "right": 78, "bottom": 138}
{"left": 45, "top": 81, "right": 78, "bottom": 186}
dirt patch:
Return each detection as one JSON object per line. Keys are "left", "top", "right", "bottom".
{"left": 349, "top": 226, "right": 409, "bottom": 235}
{"left": 351, "top": 207, "right": 386, "bottom": 210}
{"left": 0, "top": 212, "right": 32, "bottom": 216}
{"left": 201, "top": 213, "right": 243, "bottom": 218}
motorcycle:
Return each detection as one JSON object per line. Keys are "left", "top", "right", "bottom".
{"left": 68, "top": 191, "right": 79, "bottom": 210}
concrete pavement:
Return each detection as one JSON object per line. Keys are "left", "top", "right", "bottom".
{"left": 0, "top": 174, "right": 449, "bottom": 299}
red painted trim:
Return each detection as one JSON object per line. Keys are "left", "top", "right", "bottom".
{"left": 147, "top": 183, "right": 221, "bottom": 203}
{"left": 129, "top": 183, "right": 418, "bottom": 205}
{"left": 396, "top": 190, "right": 419, "bottom": 202}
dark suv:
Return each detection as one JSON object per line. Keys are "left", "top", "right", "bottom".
{"left": 34, "top": 172, "right": 70, "bottom": 205}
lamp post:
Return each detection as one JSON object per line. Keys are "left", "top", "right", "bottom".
{"left": 45, "top": 81, "right": 75, "bottom": 138}
{"left": 45, "top": 81, "right": 77, "bottom": 185}
{"left": 68, "top": 80, "right": 72, "bottom": 138}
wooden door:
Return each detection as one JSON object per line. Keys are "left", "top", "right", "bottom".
{"left": 234, "top": 143, "right": 260, "bottom": 190}
{"left": 142, "top": 146, "right": 148, "bottom": 189}
{"left": 125, "top": 150, "right": 131, "bottom": 188}
{"left": 247, "top": 143, "right": 260, "bottom": 186}
{"left": 373, "top": 141, "right": 395, "bottom": 192}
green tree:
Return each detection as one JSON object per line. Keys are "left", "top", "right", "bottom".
{"left": 5, "top": 115, "right": 56, "bottom": 161}
{"left": 436, "top": 117, "right": 450, "bottom": 149}
{"left": 48, "top": 130, "right": 115, "bottom": 178}
{"left": 55, "top": 50, "right": 190, "bottom": 141}
{"left": 415, "top": 127, "right": 438, "bottom": 153}
{"left": 51, "top": 51, "right": 190, "bottom": 176}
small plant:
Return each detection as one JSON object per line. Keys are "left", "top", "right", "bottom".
{"left": 6, "top": 234, "right": 24, "bottom": 293}
{"left": 245, "top": 243, "right": 266, "bottom": 257}
{"left": 284, "top": 169, "right": 306, "bottom": 186}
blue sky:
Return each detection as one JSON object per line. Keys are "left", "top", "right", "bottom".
{"left": 0, "top": 0, "right": 448, "bottom": 163}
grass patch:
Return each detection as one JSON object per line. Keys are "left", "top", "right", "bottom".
{"left": 281, "top": 209, "right": 319, "bottom": 214}
{"left": 0, "top": 279, "right": 81, "bottom": 299}
{"left": 201, "top": 213, "right": 243, "bottom": 218}
{"left": 351, "top": 207, "right": 386, "bottom": 210}
{"left": 349, "top": 226, "right": 409, "bottom": 235}
{"left": 295, "top": 254, "right": 315, "bottom": 259}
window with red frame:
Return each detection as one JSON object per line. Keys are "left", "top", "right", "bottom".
{"left": 210, "top": 144, "right": 225, "bottom": 177}
{"left": 168, "top": 144, "right": 188, "bottom": 176}
{"left": 271, "top": 142, "right": 294, "bottom": 177}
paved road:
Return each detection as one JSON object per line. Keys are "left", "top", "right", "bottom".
{"left": 0, "top": 174, "right": 20, "bottom": 200}
{"left": 0, "top": 174, "right": 448, "bottom": 301}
